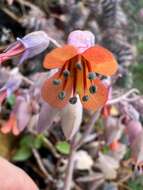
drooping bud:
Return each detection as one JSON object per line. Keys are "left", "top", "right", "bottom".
{"left": 0, "top": 31, "right": 50, "bottom": 64}
{"left": 37, "top": 102, "right": 60, "bottom": 133}
{"left": 1, "top": 114, "right": 19, "bottom": 135}
{"left": 61, "top": 95, "right": 83, "bottom": 140}
{"left": 126, "top": 120, "right": 142, "bottom": 144}
{"left": 17, "top": 31, "right": 50, "bottom": 64}
{"left": 0, "top": 68, "right": 22, "bottom": 98}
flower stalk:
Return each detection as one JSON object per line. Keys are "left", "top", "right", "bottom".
{"left": 63, "top": 109, "right": 101, "bottom": 190}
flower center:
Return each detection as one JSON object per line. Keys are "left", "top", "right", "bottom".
{"left": 52, "top": 55, "right": 97, "bottom": 104}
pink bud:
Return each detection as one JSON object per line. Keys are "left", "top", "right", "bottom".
{"left": 0, "top": 31, "right": 49, "bottom": 64}
{"left": 131, "top": 131, "right": 143, "bottom": 165}
{"left": 67, "top": 30, "right": 95, "bottom": 53}
{"left": 126, "top": 120, "right": 142, "bottom": 144}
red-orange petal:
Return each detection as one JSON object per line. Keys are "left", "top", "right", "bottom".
{"left": 80, "top": 78, "right": 108, "bottom": 111}
{"left": 1, "top": 117, "right": 13, "bottom": 134}
{"left": 43, "top": 45, "right": 78, "bottom": 69}
{"left": 41, "top": 71, "right": 73, "bottom": 108}
{"left": 82, "top": 45, "right": 118, "bottom": 76}
{"left": 109, "top": 140, "right": 120, "bottom": 151}
{"left": 101, "top": 105, "right": 111, "bottom": 118}
{"left": 12, "top": 122, "right": 20, "bottom": 136}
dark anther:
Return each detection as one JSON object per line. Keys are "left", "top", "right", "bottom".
{"left": 69, "top": 96, "right": 77, "bottom": 104}
{"left": 82, "top": 95, "right": 89, "bottom": 102}
{"left": 88, "top": 72, "right": 96, "bottom": 80}
{"left": 63, "top": 69, "right": 70, "bottom": 78}
{"left": 58, "top": 91, "right": 65, "bottom": 100}
{"left": 53, "top": 79, "right": 61, "bottom": 85}
{"left": 89, "top": 85, "right": 97, "bottom": 94}
{"left": 76, "top": 63, "right": 83, "bottom": 70}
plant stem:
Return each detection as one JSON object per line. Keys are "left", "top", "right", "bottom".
{"left": 74, "top": 110, "right": 101, "bottom": 149}
{"left": 32, "top": 148, "right": 53, "bottom": 182}
{"left": 63, "top": 147, "right": 75, "bottom": 190}
{"left": 48, "top": 36, "right": 61, "bottom": 47}
{"left": 107, "top": 88, "right": 139, "bottom": 105}
{"left": 63, "top": 110, "right": 101, "bottom": 190}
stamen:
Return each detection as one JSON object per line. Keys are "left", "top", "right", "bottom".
{"left": 89, "top": 85, "right": 97, "bottom": 94}
{"left": 58, "top": 91, "right": 66, "bottom": 100}
{"left": 69, "top": 96, "right": 77, "bottom": 104}
{"left": 76, "top": 62, "right": 83, "bottom": 70}
{"left": 82, "top": 60, "right": 88, "bottom": 101}
{"left": 52, "top": 79, "right": 61, "bottom": 85}
{"left": 88, "top": 72, "right": 96, "bottom": 80}
{"left": 82, "top": 95, "right": 89, "bottom": 102}
{"left": 63, "top": 69, "right": 70, "bottom": 78}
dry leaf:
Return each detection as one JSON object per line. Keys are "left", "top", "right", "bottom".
{"left": 95, "top": 152, "right": 119, "bottom": 180}
{"left": 75, "top": 150, "right": 93, "bottom": 170}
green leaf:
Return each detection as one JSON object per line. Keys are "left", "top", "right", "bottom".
{"left": 20, "top": 134, "right": 44, "bottom": 150}
{"left": 56, "top": 141, "right": 70, "bottom": 155}
{"left": 123, "top": 147, "right": 131, "bottom": 160}
{"left": 137, "top": 41, "right": 143, "bottom": 54}
{"left": 6, "top": 94, "right": 16, "bottom": 107}
{"left": 128, "top": 176, "right": 143, "bottom": 190}
{"left": 20, "top": 135, "right": 34, "bottom": 148}
{"left": 102, "top": 145, "right": 110, "bottom": 154}
{"left": 34, "top": 134, "right": 44, "bottom": 149}
{"left": 12, "top": 146, "right": 32, "bottom": 161}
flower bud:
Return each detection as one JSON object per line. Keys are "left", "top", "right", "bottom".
{"left": 67, "top": 30, "right": 95, "bottom": 53}
{"left": 17, "top": 31, "right": 50, "bottom": 64}
{"left": 0, "top": 31, "right": 50, "bottom": 64}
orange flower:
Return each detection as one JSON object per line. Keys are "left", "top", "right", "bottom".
{"left": 42, "top": 30, "right": 118, "bottom": 111}
{"left": 1, "top": 114, "right": 20, "bottom": 135}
